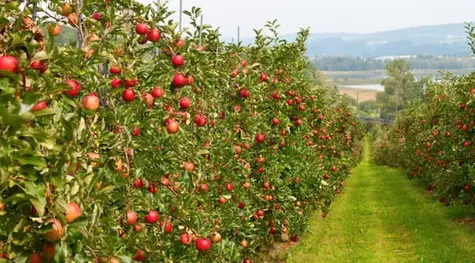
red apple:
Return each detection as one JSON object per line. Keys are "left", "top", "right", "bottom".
{"left": 32, "top": 101, "right": 47, "bottom": 111}
{"left": 43, "top": 219, "right": 65, "bottom": 242}
{"left": 109, "top": 66, "right": 121, "bottom": 75}
{"left": 65, "top": 202, "right": 81, "bottom": 223}
{"left": 159, "top": 221, "right": 173, "bottom": 233}
{"left": 166, "top": 119, "right": 180, "bottom": 134}
{"left": 152, "top": 87, "right": 164, "bottom": 98}
{"left": 134, "top": 250, "right": 145, "bottom": 262}
{"left": 122, "top": 88, "right": 135, "bottom": 101}
{"left": 176, "top": 38, "right": 185, "bottom": 48}
{"left": 30, "top": 60, "right": 47, "bottom": 73}
{"left": 111, "top": 78, "right": 122, "bottom": 88}
{"left": 147, "top": 29, "right": 161, "bottom": 42}
{"left": 124, "top": 78, "right": 138, "bottom": 87}
{"left": 180, "top": 233, "right": 193, "bottom": 245}
{"left": 272, "top": 118, "right": 280, "bottom": 126}
{"left": 195, "top": 238, "right": 212, "bottom": 251}
{"left": 194, "top": 114, "right": 208, "bottom": 127}
{"left": 143, "top": 93, "right": 154, "bottom": 108}
{"left": 172, "top": 73, "right": 187, "bottom": 87}
{"left": 255, "top": 133, "right": 265, "bottom": 143}
{"left": 132, "top": 127, "right": 140, "bottom": 136}
{"left": 0, "top": 55, "right": 19, "bottom": 75}
{"left": 179, "top": 97, "right": 191, "bottom": 109}
{"left": 91, "top": 12, "right": 102, "bottom": 21}
{"left": 239, "top": 88, "right": 249, "bottom": 98}
{"left": 126, "top": 211, "right": 137, "bottom": 225}
{"left": 29, "top": 252, "right": 42, "bottom": 263}
{"left": 171, "top": 55, "right": 184, "bottom": 67}
{"left": 64, "top": 79, "right": 81, "bottom": 97}
{"left": 145, "top": 210, "right": 159, "bottom": 224}
{"left": 82, "top": 93, "right": 100, "bottom": 110}
{"left": 135, "top": 23, "right": 150, "bottom": 35}
{"left": 183, "top": 162, "right": 195, "bottom": 171}
{"left": 225, "top": 183, "right": 234, "bottom": 191}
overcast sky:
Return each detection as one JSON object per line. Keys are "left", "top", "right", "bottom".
{"left": 139, "top": 0, "right": 475, "bottom": 38}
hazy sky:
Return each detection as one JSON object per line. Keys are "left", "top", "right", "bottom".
{"left": 140, "top": 0, "right": 475, "bottom": 38}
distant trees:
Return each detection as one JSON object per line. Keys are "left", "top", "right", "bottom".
{"left": 377, "top": 59, "right": 424, "bottom": 119}
{"left": 312, "top": 56, "right": 475, "bottom": 71}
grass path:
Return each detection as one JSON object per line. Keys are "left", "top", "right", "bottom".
{"left": 287, "top": 137, "right": 475, "bottom": 263}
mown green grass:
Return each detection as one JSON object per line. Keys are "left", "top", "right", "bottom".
{"left": 286, "top": 137, "right": 475, "bottom": 263}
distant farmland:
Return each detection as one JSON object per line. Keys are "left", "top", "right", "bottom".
{"left": 338, "top": 87, "right": 379, "bottom": 102}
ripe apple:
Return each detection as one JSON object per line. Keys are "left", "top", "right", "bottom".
{"left": 176, "top": 38, "right": 185, "bottom": 48}
{"left": 187, "top": 75, "right": 194, "bottom": 85}
{"left": 133, "top": 179, "right": 144, "bottom": 188}
{"left": 195, "top": 238, "right": 212, "bottom": 251}
{"left": 143, "top": 93, "right": 154, "bottom": 108}
{"left": 30, "top": 60, "right": 47, "bottom": 73}
{"left": 255, "top": 133, "right": 265, "bottom": 143}
{"left": 124, "top": 78, "right": 138, "bottom": 87}
{"left": 67, "top": 13, "right": 78, "bottom": 26}
{"left": 238, "top": 201, "right": 245, "bottom": 209}
{"left": 147, "top": 29, "right": 161, "bottom": 42}
{"left": 171, "top": 55, "right": 184, "bottom": 67}
{"left": 64, "top": 80, "right": 81, "bottom": 97}
{"left": 272, "top": 118, "right": 280, "bottom": 126}
{"left": 109, "top": 66, "right": 121, "bottom": 75}
{"left": 29, "top": 252, "right": 42, "bottom": 263}
{"left": 43, "top": 219, "right": 65, "bottom": 242}
{"left": 145, "top": 210, "right": 159, "bottom": 224}
{"left": 259, "top": 72, "right": 268, "bottom": 82}
{"left": 231, "top": 68, "right": 239, "bottom": 78}
{"left": 122, "top": 88, "right": 135, "bottom": 101}
{"left": 151, "top": 87, "right": 164, "bottom": 98}
{"left": 111, "top": 78, "right": 122, "bottom": 89}
{"left": 179, "top": 97, "right": 191, "bottom": 109}
{"left": 172, "top": 73, "right": 187, "bottom": 87}
{"left": 200, "top": 184, "right": 209, "bottom": 192}
{"left": 43, "top": 243, "right": 56, "bottom": 260}
{"left": 166, "top": 119, "right": 180, "bottom": 134}
{"left": 218, "top": 196, "right": 226, "bottom": 204}
{"left": 241, "top": 239, "right": 249, "bottom": 248}
{"left": 126, "top": 211, "right": 137, "bottom": 225}
{"left": 225, "top": 183, "right": 234, "bottom": 191}
{"left": 132, "top": 127, "right": 140, "bottom": 136}
{"left": 272, "top": 92, "right": 281, "bottom": 100}
{"left": 65, "top": 202, "right": 81, "bottom": 223}
{"left": 243, "top": 182, "right": 251, "bottom": 190}
{"left": 82, "top": 93, "right": 100, "bottom": 110}
{"left": 91, "top": 12, "right": 102, "bottom": 21}
{"left": 322, "top": 213, "right": 327, "bottom": 218}
{"left": 210, "top": 232, "right": 222, "bottom": 243}
{"left": 239, "top": 88, "right": 249, "bottom": 98}
{"left": 241, "top": 60, "right": 247, "bottom": 67}
{"left": 242, "top": 258, "right": 253, "bottom": 263}
{"left": 32, "top": 101, "right": 47, "bottom": 111}
{"left": 0, "top": 55, "right": 19, "bottom": 75}
{"left": 194, "top": 114, "right": 208, "bottom": 127}
{"left": 135, "top": 23, "right": 150, "bottom": 35}
{"left": 159, "top": 221, "right": 173, "bottom": 233}
{"left": 48, "top": 23, "right": 62, "bottom": 36}
{"left": 180, "top": 233, "right": 193, "bottom": 245}
{"left": 134, "top": 250, "right": 145, "bottom": 262}
{"left": 183, "top": 162, "right": 195, "bottom": 171}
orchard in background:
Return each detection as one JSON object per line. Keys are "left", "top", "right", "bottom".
{"left": 0, "top": 1, "right": 363, "bottom": 262}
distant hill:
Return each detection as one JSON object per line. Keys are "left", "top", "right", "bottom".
{"left": 240, "top": 23, "right": 473, "bottom": 57}
{"left": 302, "top": 23, "right": 472, "bottom": 57}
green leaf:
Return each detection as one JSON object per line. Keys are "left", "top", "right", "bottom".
{"left": 18, "top": 155, "right": 46, "bottom": 169}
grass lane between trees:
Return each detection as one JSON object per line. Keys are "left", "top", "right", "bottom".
{"left": 286, "top": 137, "right": 475, "bottom": 263}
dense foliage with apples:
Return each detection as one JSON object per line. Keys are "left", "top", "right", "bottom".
{"left": 373, "top": 72, "right": 475, "bottom": 207}
{"left": 0, "top": 1, "right": 363, "bottom": 262}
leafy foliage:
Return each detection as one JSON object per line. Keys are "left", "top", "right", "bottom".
{"left": 0, "top": 1, "right": 363, "bottom": 262}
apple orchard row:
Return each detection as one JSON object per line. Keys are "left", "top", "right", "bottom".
{"left": 0, "top": 1, "right": 364, "bottom": 263}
